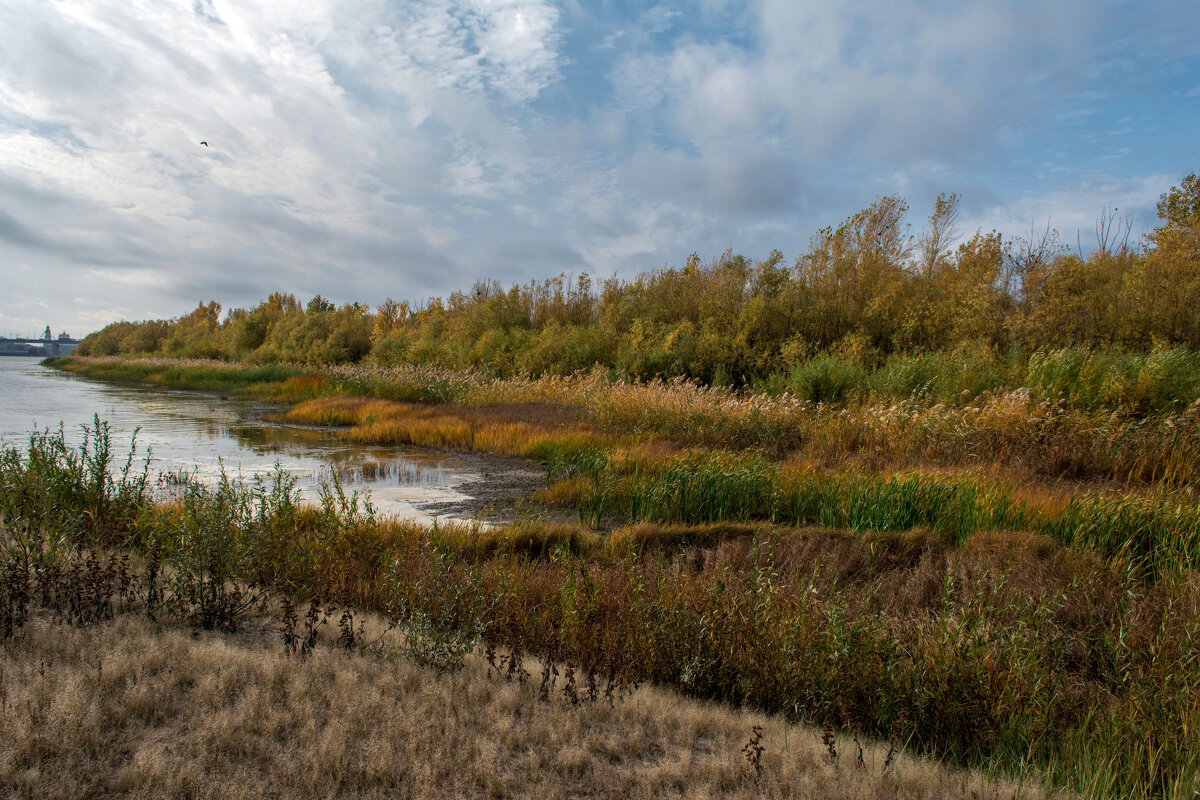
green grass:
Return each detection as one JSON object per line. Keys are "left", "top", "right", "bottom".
{"left": 45, "top": 356, "right": 307, "bottom": 394}
{"left": 548, "top": 450, "right": 1200, "bottom": 579}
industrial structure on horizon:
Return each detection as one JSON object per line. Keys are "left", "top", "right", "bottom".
{"left": 0, "top": 326, "right": 79, "bottom": 357}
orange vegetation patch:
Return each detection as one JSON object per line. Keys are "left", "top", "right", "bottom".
{"left": 284, "top": 395, "right": 616, "bottom": 459}
{"left": 279, "top": 374, "right": 328, "bottom": 397}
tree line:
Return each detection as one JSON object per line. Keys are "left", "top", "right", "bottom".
{"left": 78, "top": 174, "right": 1200, "bottom": 386}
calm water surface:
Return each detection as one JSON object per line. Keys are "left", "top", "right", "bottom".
{"left": 0, "top": 357, "right": 486, "bottom": 523}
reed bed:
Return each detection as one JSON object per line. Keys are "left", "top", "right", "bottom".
{"left": 329, "top": 363, "right": 1200, "bottom": 490}
{"left": 51, "top": 356, "right": 1200, "bottom": 489}
{"left": 283, "top": 395, "right": 613, "bottom": 461}
{"left": 43, "top": 360, "right": 1200, "bottom": 578}
{"left": 48, "top": 356, "right": 308, "bottom": 395}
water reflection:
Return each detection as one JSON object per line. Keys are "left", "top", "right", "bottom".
{"left": 326, "top": 457, "right": 451, "bottom": 487}
{"left": 0, "top": 357, "right": 487, "bottom": 524}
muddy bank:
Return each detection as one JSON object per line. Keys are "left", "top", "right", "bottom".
{"left": 397, "top": 449, "right": 565, "bottom": 526}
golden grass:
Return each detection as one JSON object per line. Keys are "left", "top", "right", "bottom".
{"left": 284, "top": 395, "right": 615, "bottom": 460}
{"left": 0, "top": 612, "right": 1056, "bottom": 800}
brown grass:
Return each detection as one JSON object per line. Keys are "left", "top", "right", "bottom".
{"left": 283, "top": 396, "right": 614, "bottom": 460}
{"left": 0, "top": 612, "right": 1055, "bottom": 800}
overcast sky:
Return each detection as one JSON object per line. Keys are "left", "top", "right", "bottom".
{"left": 1, "top": 0, "right": 1198, "bottom": 337}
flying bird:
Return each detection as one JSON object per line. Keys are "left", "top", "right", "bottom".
{"left": 200, "top": 141, "right": 208, "bottom": 147}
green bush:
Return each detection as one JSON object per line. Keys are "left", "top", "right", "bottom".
{"left": 1027, "top": 346, "right": 1200, "bottom": 413}
{"left": 787, "top": 356, "right": 869, "bottom": 405}
{"left": 869, "top": 344, "right": 1009, "bottom": 404}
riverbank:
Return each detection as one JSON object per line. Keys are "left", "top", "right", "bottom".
{"left": 3, "top": 421, "right": 1198, "bottom": 797}
{"left": 45, "top": 356, "right": 1200, "bottom": 577}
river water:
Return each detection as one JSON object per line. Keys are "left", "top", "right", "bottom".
{"left": 0, "top": 357, "right": 493, "bottom": 525}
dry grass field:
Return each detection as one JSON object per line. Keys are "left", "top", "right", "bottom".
{"left": 1, "top": 611, "right": 1051, "bottom": 800}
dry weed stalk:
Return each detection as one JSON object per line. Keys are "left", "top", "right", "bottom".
{"left": 821, "top": 722, "right": 838, "bottom": 765}
{"left": 741, "top": 725, "right": 765, "bottom": 778}
{"left": 279, "top": 596, "right": 299, "bottom": 656}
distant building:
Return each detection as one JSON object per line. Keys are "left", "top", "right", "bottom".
{"left": 54, "top": 331, "right": 78, "bottom": 355}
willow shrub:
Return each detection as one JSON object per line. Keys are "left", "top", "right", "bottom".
{"left": 784, "top": 355, "right": 867, "bottom": 405}
{"left": 867, "top": 344, "right": 1013, "bottom": 405}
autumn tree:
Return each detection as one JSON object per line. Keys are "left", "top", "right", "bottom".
{"left": 1140, "top": 174, "right": 1200, "bottom": 346}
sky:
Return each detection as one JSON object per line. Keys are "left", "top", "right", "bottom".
{"left": 1, "top": 0, "right": 1199, "bottom": 338}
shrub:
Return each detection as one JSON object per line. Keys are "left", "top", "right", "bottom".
{"left": 1027, "top": 346, "right": 1200, "bottom": 414}
{"left": 787, "top": 356, "right": 868, "bottom": 405}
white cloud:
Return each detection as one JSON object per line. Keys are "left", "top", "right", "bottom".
{"left": 615, "top": 0, "right": 1108, "bottom": 163}
{"left": 0, "top": 0, "right": 1196, "bottom": 337}
{"left": 0, "top": 0, "right": 566, "bottom": 331}
{"left": 640, "top": 5, "right": 681, "bottom": 34}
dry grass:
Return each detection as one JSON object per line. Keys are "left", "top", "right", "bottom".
{"left": 283, "top": 395, "right": 614, "bottom": 461}
{"left": 0, "top": 612, "right": 1053, "bottom": 800}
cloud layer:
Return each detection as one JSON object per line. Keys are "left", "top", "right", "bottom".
{"left": 0, "top": 0, "right": 1198, "bottom": 335}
